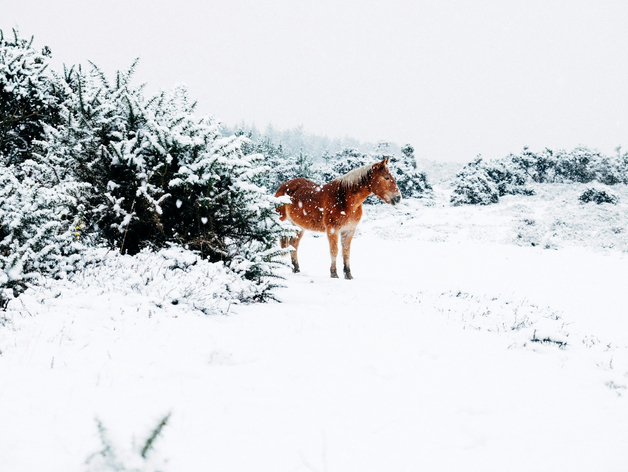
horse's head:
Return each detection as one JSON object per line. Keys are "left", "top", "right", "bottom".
{"left": 370, "top": 158, "right": 402, "bottom": 205}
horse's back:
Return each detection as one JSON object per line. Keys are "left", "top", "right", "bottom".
{"left": 275, "top": 178, "right": 326, "bottom": 231}
{"left": 275, "top": 177, "right": 317, "bottom": 196}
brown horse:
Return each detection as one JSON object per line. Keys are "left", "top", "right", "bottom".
{"left": 275, "top": 158, "right": 401, "bottom": 279}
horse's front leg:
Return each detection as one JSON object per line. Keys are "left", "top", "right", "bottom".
{"left": 340, "top": 227, "right": 356, "bottom": 280}
{"left": 326, "top": 228, "right": 339, "bottom": 278}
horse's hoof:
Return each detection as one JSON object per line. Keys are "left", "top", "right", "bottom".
{"left": 344, "top": 273, "right": 353, "bottom": 280}
{"left": 292, "top": 267, "right": 300, "bottom": 273}
{"left": 330, "top": 272, "right": 339, "bottom": 278}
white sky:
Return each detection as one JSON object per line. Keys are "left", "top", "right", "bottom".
{"left": 3, "top": 0, "right": 628, "bottom": 161}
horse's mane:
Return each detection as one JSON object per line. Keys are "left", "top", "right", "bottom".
{"left": 333, "top": 163, "right": 374, "bottom": 192}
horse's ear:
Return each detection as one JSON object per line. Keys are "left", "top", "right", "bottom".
{"left": 383, "top": 157, "right": 390, "bottom": 166}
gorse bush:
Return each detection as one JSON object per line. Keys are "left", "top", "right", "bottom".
{"left": 1, "top": 30, "right": 86, "bottom": 301}
{"left": 0, "top": 29, "right": 64, "bottom": 166}
{"left": 391, "top": 144, "right": 432, "bottom": 199}
{"left": 1, "top": 30, "right": 292, "bottom": 300}
{"left": 451, "top": 157, "right": 534, "bottom": 206}
{"left": 321, "top": 144, "right": 432, "bottom": 199}
{"left": 451, "top": 146, "right": 628, "bottom": 206}
{"left": 44, "top": 60, "right": 173, "bottom": 256}
{"left": 49, "top": 62, "right": 293, "bottom": 291}
{"left": 0, "top": 160, "right": 86, "bottom": 296}
{"left": 579, "top": 188, "right": 619, "bottom": 205}
{"left": 450, "top": 158, "right": 500, "bottom": 206}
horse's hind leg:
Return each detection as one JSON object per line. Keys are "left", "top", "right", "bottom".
{"left": 283, "top": 230, "right": 304, "bottom": 273}
{"left": 326, "top": 228, "right": 339, "bottom": 278}
{"left": 340, "top": 227, "right": 356, "bottom": 280}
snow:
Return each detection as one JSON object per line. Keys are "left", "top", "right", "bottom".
{"left": 1, "top": 184, "right": 628, "bottom": 471}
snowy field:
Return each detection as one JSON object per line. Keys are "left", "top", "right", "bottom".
{"left": 1, "top": 183, "right": 628, "bottom": 471}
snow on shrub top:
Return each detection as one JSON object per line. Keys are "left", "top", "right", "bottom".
{"left": 0, "top": 29, "right": 62, "bottom": 166}
{"left": 579, "top": 187, "right": 619, "bottom": 205}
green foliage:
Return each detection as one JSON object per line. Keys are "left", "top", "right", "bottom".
{"left": 85, "top": 415, "right": 171, "bottom": 472}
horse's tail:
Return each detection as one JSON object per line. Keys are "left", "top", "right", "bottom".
{"left": 275, "top": 179, "right": 301, "bottom": 221}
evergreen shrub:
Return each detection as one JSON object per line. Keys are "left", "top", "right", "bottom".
{"left": 1, "top": 30, "right": 292, "bottom": 300}
{"left": 452, "top": 146, "right": 628, "bottom": 206}
{"left": 579, "top": 188, "right": 619, "bottom": 205}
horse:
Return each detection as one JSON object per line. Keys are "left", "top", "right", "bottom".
{"left": 275, "top": 158, "right": 402, "bottom": 279}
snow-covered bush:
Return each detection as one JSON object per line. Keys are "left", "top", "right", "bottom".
{"left": 166, "top": 133, "right": 293, "bottom": 290}
{"left": 316, "top": 148, "right": 386, "bottom": 203}
{"left": 1, "top": 31, "right": 292, "bottom": 301}
{"left": 450, "top": 158, "right": 501, "bottom": 206}
{"left": 241, "top": 130, "right": 433, "bottom": 199}
{"left": 593, "top": 150, "right": 628, "bottom": 185}
{"left": 1, "top": 30, "right": 87, "bottom": 300}
{"left": 42, "top": 63, "right": 291, "bottom": 293}
{"left": 553, "top": 147, "right": 599, "bottom": 183}
{"left": 514, "top": 146, "right": 628, "bottom": 185}
{"left": 452, "top": 146, "right": 628, "bottom": 206}
{"left": 43, "top": 62, "right": 180, "bottom": 255}
{"left": 314, "top": 146, "right": 432, "bottom": 202}
{"left": 389, "top": 144, "right": 432, "bottom": 198}
{"left": 0, "top": 29, "right": 64, "bottom": 166}
{"left": 0, "top": 161, "right": 86, "bottom": 300}
{"left": 579, "top": 187, "right": 619, "bottom": 205}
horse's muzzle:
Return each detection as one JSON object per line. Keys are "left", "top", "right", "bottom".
{"left": 391, "top": 195, "right": 402, "bottom": 205}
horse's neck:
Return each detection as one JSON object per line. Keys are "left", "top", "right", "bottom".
{"left": 344, "top": 182, "right": 372, "bottom": 208}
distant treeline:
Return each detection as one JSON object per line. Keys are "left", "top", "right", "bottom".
{"left": 221, "top": 122, "right": 403, "bottom": 162}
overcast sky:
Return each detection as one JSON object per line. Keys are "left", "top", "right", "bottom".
{"left": 3, "top": 0, "right": 628, "bottom": 161}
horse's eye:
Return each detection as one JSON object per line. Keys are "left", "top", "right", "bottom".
{"left": 384, "top": 177, "right": 390, "bottom": 181}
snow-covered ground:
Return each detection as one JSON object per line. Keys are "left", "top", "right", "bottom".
{"left": 1, "top": 183, "right": 628, "bottom": 471}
